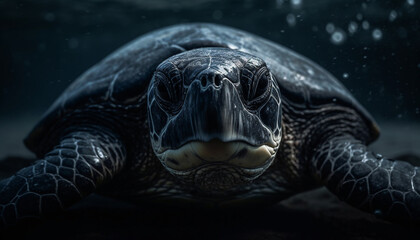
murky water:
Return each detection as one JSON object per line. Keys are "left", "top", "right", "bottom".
{"left": 0, "top": 1, "right": 420, "bottom": 238}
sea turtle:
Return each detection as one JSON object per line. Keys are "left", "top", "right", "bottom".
{"left": 1, "top": 23, "right": 419, "bottom": 227}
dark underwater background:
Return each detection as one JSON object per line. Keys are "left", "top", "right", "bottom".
{"left": 0, "top": 0, "right": 419, "bottom": 239}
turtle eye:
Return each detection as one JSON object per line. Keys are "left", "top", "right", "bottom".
{"left": 156, "top": 80, "right": 171, "bottom": 102}
{"left": 154, "top": 72, "right": 182, "bottom": 112}
{"left": 241, "top": 67, "right": 272, "bottom": 109}
{"left": 154, "top": 73, "right": 172, "bottom": 102}
{"left": 252, "top": 69, "right": 270, "bottom": 100}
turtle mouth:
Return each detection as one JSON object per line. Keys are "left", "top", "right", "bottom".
{"left": 156, "top": 139, "right": 277, "bottom": 172}
{"left": 155, "top": 139, "right": 277, "bottom": 192}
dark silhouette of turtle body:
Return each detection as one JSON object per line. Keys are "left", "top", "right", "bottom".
{"left": 0, "top": 23, "right": 418, "bottom": 227}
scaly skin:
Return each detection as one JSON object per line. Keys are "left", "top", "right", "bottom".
{"left": 0, "top": 129, "right": 126, "bottom": 228}
{"left": 312, "top": 135, "right": 420, "bottom": 223}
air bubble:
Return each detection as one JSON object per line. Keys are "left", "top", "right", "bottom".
{"left": 389, "top": 10, "right": 397, "bottom": 22}
{"left": 291, "top": 0, "right": 302, "bottom": 8}
{"left": 362, "top": 21, "right": 370, "bottom": 30}
{"left": 330, "top": 30, "right": 346, "bottom": 45}
{"left": 325, "top": 23, "right": 335, "bottom": 34}
{"left": 372, "top": 29, "right": 383, "bottom": 41}
{"left": 286, "top": 14, "right": 296, "bottom": 27}
{"left": 407, "top": 0, "right": 415, "bottom": 6}
{"left": 348, "top": 21, "right": 358, "bottom": 34}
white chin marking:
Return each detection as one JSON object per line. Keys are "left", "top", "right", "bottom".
{"left": 160, "top": 139, "right": 275, "bottom": 171}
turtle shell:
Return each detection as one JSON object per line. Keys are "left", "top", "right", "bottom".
{"left": 25, "top": 23, "right": 379, "bottom": 155}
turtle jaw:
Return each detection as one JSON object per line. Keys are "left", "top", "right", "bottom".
{"left": 158, "top": 139, "right": 277, "bottom": 171}
{"left": 155, "top": 139, "right": 278, "bottom": 191}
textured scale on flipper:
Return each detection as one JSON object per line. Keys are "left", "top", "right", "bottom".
{"left": 312, "top": 135, "right": 420, "bottom": 222}
{"left": 0, "top": 129, "right": 126, "bottom": 227}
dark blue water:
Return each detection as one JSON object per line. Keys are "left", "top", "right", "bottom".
{"left": 0, "top": 1, "right": 419, "bottom": 238}
{"left": 0, "top": 0, "right": 419, "bottom": 122}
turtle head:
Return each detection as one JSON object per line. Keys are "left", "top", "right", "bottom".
{"left": 147, "top": 48, "right": 282, "bottom": 192}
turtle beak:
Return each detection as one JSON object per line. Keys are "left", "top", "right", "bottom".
{"left": 159, "top": 139, "right": 276, "bottom": 171}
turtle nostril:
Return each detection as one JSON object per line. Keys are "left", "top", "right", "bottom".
{"left": 199, "top": 72, "right": 224, "bottom": 88}
{"left": 214, "top": 75, "right": 222, "bottom": 87}
{"left": 200, "top": 76, "right": 207, "bottom": 87}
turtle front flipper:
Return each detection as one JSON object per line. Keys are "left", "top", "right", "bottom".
{"left": 0, "top": 128, "right": 126, "bottom": 228}
{"left": 311, "top": 135, "right": 420, "bottom": 223}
